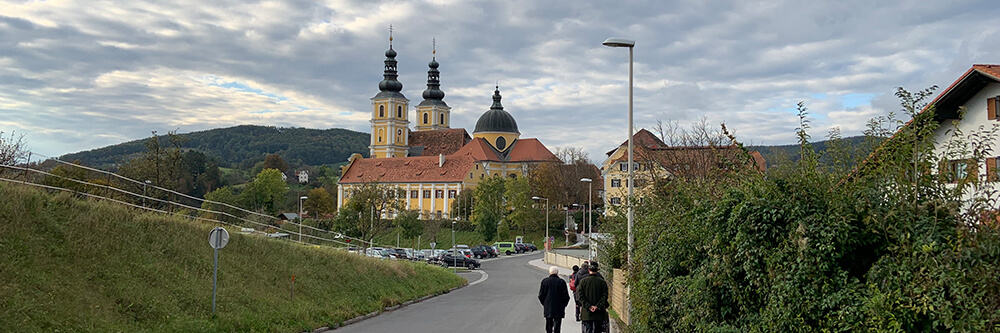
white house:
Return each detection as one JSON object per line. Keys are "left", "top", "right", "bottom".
{"left": 296, "top": 170, "right": 309, "bottom": 184}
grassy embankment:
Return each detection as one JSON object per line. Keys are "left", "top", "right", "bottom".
{"left": 0, "top": 183, "right": 465, "bottom": 332}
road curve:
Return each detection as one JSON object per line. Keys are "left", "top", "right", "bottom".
{"left": 333, "top": 252, "right": 566, "bottom": 333}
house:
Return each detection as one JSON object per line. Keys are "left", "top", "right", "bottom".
{"left": 600, "top": 129, "right": 766, "bottom": 214}
{"left": 296, "top": 170, "right": 309, "bottom": 183}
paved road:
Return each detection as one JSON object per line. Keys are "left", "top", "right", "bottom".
{"left": 334, "top": 251, "right": 572, "bottom": 332}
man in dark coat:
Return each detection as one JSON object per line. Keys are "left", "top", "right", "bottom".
{"left": 572, "top": 261, "right": 590, "bottom": 321}
{"left": 575, "top": 262, "right": 609, "bottom": 333}
{"left": 538, "top": 266, "right": 571, "bottom": 333}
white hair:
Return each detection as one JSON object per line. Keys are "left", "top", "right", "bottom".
{"left": 549, "top": 266, "right": 560, "bottom": 274}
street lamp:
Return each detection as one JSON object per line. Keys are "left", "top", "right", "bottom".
{"left": 581, "top": 178, "right": 593, "bottom": 261}
{"left": 532, "top": 196, "right": 549, "bottom": 251}
{"left": 142, "top": 180, "right": 151, "bottom": 208}
{"left": 451, "top": 220, "right": 457, "bottom": 273}
{"left": 298, "top": 196, "right": 308, "bottom": 242}
{"left": 603, "top": 37, "right": 635, "bottom": 268}
{"left": 563, "top": 206, "right": 570, "bottom": 246}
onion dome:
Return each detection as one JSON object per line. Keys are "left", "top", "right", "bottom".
{"left": 474, "top": 87, "right": 519, "bottom": 134}
{"left": 375, "top": 31, "right": 405, "bottom": 99}
{"left": 418, "top": 55, "right": 447, "bottom": 107}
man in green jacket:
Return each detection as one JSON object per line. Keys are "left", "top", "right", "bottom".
{"left": 575, "top": 262, "right": 609, "bottom": 333}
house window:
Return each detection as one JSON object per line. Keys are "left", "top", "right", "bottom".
{"left": 448, "top": 190, "right": 456, "bottom": 198}
{"left": 410, "top": 190, "right": 419, "bottom": 198}
{"left": 423, "top": 190, "right": 431, "bottom": 198}
{"left": 397, "top": 106, "right": 403, "bottom": 118}
{"left": 379, "top": 105, "right": 384, "bottom": 117}
{"left": 619, "top": 162, "right": 638, "bottom": 171}
{"left": 436, "top": 211, "right": 443, "bottom": 219}
{"left": 509, "top": 173, "right": 517, "bottom": 179}
{"left": 610, "top": 197, "right": 621, "bottom": 205}
{"left": 988, "top": 157, "right": 1000, "bottom": 182}
{"left": 611, "top": 179, "right": 621, "bottom": 187}
{"left": 947, "top": 159, "right": 976, "bottom": 183}
{"left": 435, "top": 190, "right": 444, "bottom": 198}
{"left": 470, "top": 172, "right": 474, "bottom": 178}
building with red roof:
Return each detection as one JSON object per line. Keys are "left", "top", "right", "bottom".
{"left": 338, "top": 40, "right": 561, "bottom": 219}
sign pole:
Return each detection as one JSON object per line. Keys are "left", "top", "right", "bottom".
{"left": 212, "top": 232, "right": 219, "bottom": 314}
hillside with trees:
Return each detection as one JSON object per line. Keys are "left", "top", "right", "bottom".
{"left": 59, "top": 125, "right": 369, "bottom": 169}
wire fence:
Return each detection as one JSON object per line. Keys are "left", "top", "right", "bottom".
{"left": 0, "top": 152, "right": 392, "bottom": 251}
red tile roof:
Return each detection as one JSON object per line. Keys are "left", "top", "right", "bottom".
{"left": 408, "top": 128, "right": 471, "bottom": 156}
{"left": 339, "top": 154, "right": 475, "bottom": 184}
{"left": 606, "top": 129, "right": 667, "bottom": 156}
{"left": 507, "top": 138, "right": 562, "bottom": 162}
{"left": 452, "top": 138, "right": 502, "bottom": 161}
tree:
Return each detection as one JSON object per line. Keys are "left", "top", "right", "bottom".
{"left": 504, "top": 176, "right": 540, "bottom": 233}
{"left": 240, "top": 169, "right": 287, "bottom": 214}
{"left": 449, "top": 190, "right": 474, "bottom": 221}
{"left": 473, "top": 176, "right": 505, "bottom": 242}
{"left": 262, "top": 154, "right": 290, "bottom": 173}
{"left": 41, "top": 161, "right": 88, "bottom": 193}
{"left": 0, "top": 130, "right": 26, "bottom": 167}
{"left": 303, "top": 187, "right": 336, "bottom": 219}
{"left": 332, "top": 182, "right": 405, "bottom": 250}
{"left": 201, "top": 186, "right": 240, "bottom": 220}
{"left": 552, "top": 146, "right": 591, "bottom": 165}
{"left": 395, "top": 210, "right": 423, "bottom": 246}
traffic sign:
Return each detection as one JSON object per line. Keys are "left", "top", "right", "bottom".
{"left": 209, "top": 227, "right": 230, "bottom": 249}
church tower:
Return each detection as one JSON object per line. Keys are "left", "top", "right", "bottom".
{"left": 370, "top": 29, "right": 410, "bottom": 158}
{"left": 415, "top": 40, "right": 451, "bottom": 131}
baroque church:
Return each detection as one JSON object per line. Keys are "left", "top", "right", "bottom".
{"left": 337, "top": 36, "right": 561, "bottom": 219}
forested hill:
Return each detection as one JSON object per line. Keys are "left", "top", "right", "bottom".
{"left": 60, "top": 125, "right": 369, "bottom": 169}
{"left": 749, "top": 135, "right": 879, "bottom": 168}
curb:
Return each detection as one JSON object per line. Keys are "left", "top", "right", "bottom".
{"left": 314, "top": 282, "right": 465, "bottom": 332}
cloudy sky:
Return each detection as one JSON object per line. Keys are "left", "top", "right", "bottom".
{"left": 3, "top": 0, "right": 999, "bottom": 163}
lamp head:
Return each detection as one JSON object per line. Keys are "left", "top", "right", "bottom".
{"left": 602, "top": 37, "right": 635, "bottom": 48}
{"left": 300, "top": 196, "right": 308, "bottom": 200}
{"left": 532, "top": 196, "right": 541, "bottom": 200}
{"left": 581, "top": 178, "right": 592, "bottom": 182}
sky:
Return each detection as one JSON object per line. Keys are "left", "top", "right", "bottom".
{"left": 3, "top": 0, "right": 1000, "bottom": 164}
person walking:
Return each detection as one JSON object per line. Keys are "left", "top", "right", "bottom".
{"left": 538, "top": 266, "right": 571, "bottom": 333}
{"left": 575, "top": 262, "right": 609, "bottom": 333}
{"left": 572, "top": 262, "right": 590, "bottom": 321}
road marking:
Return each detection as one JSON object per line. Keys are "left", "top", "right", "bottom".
{"left": 468, "top": 269, "right": 489, "bottom": 287}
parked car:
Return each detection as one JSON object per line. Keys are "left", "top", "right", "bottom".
{"left": 524, "top": 243, "right": 538, "bottom": 252}
{"left": 493, "top": 242, "right": 517, "bottom": 255}
{"left": 491, "top": 246, "right": 500, "bottom": 256}
{"left": 514, "top": 243, "right": 527, "bottom": 253}
{"left": 438, "top": 252, "right": 481, "bottom": 269}
{"left": 373, "top": 247, "right": 398, "bottom": 260}
{"left": 390, "top": 248, "right": 409, "bottom": 260}
{"left": 470, "top": 246, "right": 490, "bottom": 259}
{"left": 366, "top": 248, "right": 391, "bottom": 260}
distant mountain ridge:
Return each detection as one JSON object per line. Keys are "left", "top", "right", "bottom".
{"left": 60, "top": 125, "right": 370, "bottom": 169}
{"left": 749, "top": 135, "right": 877, "bottom": 168}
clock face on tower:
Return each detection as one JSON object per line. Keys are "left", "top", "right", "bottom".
{"left": 397, "top": 129, "right": 402, "bottom": 135}
{"left": 495, "top": 136, "right": 507, "bottom": 150}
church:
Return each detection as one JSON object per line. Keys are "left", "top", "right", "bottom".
{"left": 337, "top": 36, "right": 561, "bottom": 219}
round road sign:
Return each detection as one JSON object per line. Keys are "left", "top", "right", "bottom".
{"left": 209, "top": 227, "right": 230, "bottom": 249}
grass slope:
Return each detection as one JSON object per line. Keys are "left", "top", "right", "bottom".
{"left": 0, "top": 184, "right": 465, "bottom": 332}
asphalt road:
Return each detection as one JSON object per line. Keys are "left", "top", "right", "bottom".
{"left": 334, "top": 251, "right": 571, "bottom": 333}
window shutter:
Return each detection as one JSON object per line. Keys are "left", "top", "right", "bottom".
{"left": 990, "top": 97, "right": 997, "bottom": 120}
{"left": 968, "top": 159, "right": 979, "bottom": 181}
{"left": 989, "top": 157, "right": 998, "bottom": 182}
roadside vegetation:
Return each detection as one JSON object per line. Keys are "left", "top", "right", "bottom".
{"left": 604, "top": 89, "right": 1000, "bottom": 332}
{"left": 0, "top": 183, "right": 465, "bottom": 332}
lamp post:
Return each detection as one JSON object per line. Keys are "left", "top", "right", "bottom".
{"left": 581, "top": 178, "right": 593, "bottom": 260}
{"left": 563, "top": 206, "right": 569, "bottom": 246}
{"left": 298, "top": 196, "right": 308, "bottom": 242}
{"left": 603, "top": 37, "right": 635, "bottom": 268}
{"left": 142, "top": 180, "right": 151, "bottom": 208}
{"left": 532, "top": 196, "right": 549, "bottom": 251}
{"left": 451, "top": 220, "right": 457, "bottom": 273}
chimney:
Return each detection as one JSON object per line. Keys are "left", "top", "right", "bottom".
{"left": 439, "top": 154, "right": 446, "bottom": 167}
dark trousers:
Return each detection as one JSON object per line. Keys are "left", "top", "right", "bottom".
{"left": 545, "top": 317, "right": 562, "bottom": 333}
{"left": 574, "top": 301, "right": 581, "bottom": 321}
{"left": 582, "top": 320, "right": 609, "bottom": 333}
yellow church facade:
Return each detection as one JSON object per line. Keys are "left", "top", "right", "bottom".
{"left": 338, "top": 37, "right": 560, "bottom": 219}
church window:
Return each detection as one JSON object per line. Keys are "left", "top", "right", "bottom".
{"left": 410, "top": 190, "right": 419, "bottom": 198}
{"left": 423, "top": 113, "right": 429, "bottom": 124}
{"left": 440, "top": 114, "right": 445, "bottom": 125}
{"left": 435, "top": 190, "right": 444, "bottom": 198}
{"left": 378, "top": 129, "right": 383, "bottom": 142}
{"left": 508, "top": 173, "right": 517, "bottom": 179}
{"left": 448, "top": 190, "right": 456, "bottom": 198}
{"left": 379, "top": 105, "right": 384, "bottom": 117}
{"left": 397, "top": 106, "right": 402, "bottom": 118}
{"left": 496, "top": 136, "right": 507, "bottom": 150}
{"left": 423, "top": 190, "right": 431, "bottom": 198}
{"left": 470, "top": 172, "right": 473, "bottom": 178}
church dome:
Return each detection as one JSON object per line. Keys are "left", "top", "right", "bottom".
{"left": 474, "top": 87, "right": 519, "bottom": 134}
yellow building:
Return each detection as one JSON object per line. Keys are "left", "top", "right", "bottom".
{"left": 338, "top": 37, "right": 561, "bottom": 219}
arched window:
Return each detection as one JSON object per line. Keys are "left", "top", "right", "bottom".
{"left": 397, "top": 106, "right": 403, "bottom": 118}
{"left": 440, "top": 114, "right": 445, "bottom": 125}
{"left": 378, "top": 129, "right": 383, "bottom": 142}
{"left": 508, "top": 173, "right": 517, "bottom": 179}
{"left": 379, "top": 105, "right": 384, "bottom": 118}
{"left": 423, "top": 113, "right": 429, "bottom": 124}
